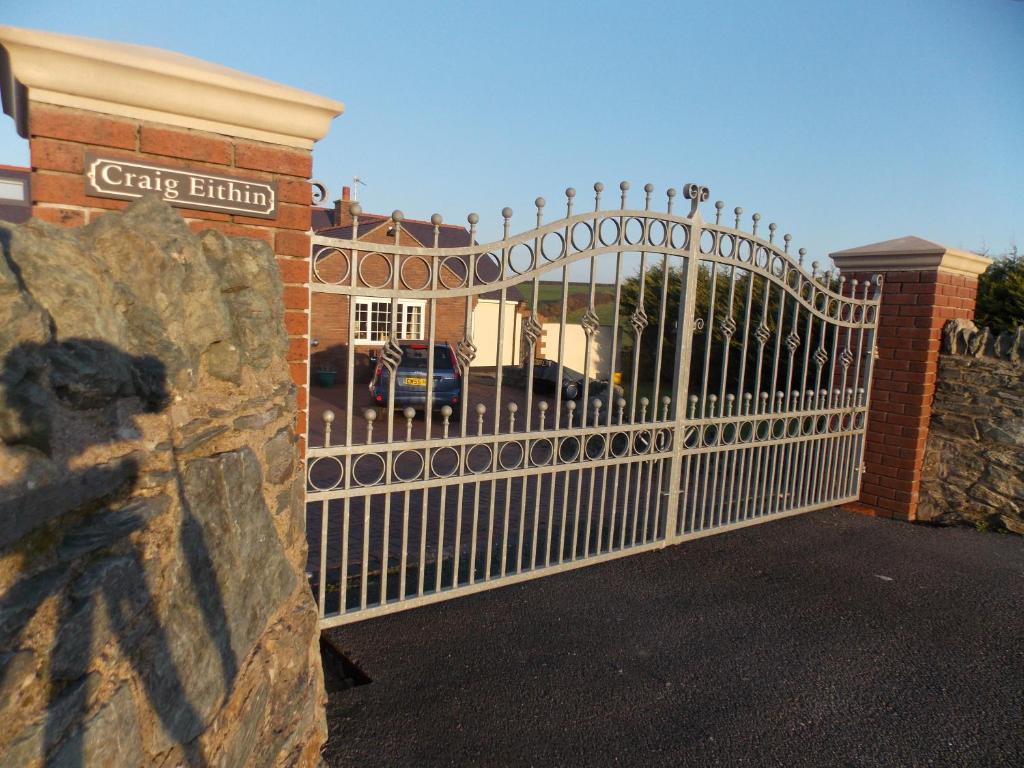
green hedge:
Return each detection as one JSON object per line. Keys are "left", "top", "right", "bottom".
{"left": 976, "top": 246, "right": 1024, "bottom": 335}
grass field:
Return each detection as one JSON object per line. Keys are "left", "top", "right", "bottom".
{"left": 517, "top": 281, "right": 621, "bottom": 325}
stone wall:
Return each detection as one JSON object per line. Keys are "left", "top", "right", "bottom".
{"left": 0, "top": 197, "right": 326, "bottom": 766}
{"left": 917, "top": 319, "right": 1024, "bottom": 534}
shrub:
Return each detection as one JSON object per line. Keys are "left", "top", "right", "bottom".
{"left": 976, "top": 244, "right": 1024, "bottom": 335}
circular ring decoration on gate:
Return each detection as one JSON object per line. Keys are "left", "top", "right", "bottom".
{"left": 351, "top": 453, "right": 387, "bottom": 487}
{"left": 430, "top": 446, "right": 460, "bottom": 478}
{"left": 392, "top": 449, "right": 425, "bottom": 482}
{"left": 499, "top": 441, "right": 525, "bottom": 471}
{"left": 357, "top": 252, "right": 394, "bottom": 290}
{"left": 307, "top": 456, "right": 344, "bottom": 492}
{"left": 466, "top": 444, "right": 493, "bottom": 474}
{"left": 312, "top": 247, "right": 351, "bottom": 286}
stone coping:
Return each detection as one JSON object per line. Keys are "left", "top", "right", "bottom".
{"left": 0, "top": 25, "right": 344, "bottom": 149}
{"left": 830, "top": 236, "right": 991, "bottom": 278}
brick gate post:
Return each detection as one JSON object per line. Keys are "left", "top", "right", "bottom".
{"left": 0, "top": 25, "right": 343, "bottom": 453}
{"left": 830, "top": 237, "right": 991, "bottom": 521}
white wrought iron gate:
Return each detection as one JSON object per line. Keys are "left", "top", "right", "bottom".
{"left": 306, "top": 183, "right": 881, "bottom": 628}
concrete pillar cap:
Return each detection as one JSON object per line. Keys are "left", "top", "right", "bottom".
{"left": 830, "top": 236, "right": 991, "bottom": 278}
{"left": 0, "top": 25, "right": 344, "bottom": 149}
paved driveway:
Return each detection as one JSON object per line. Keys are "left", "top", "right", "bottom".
{"left": 322, "top": 509, "right": 1024, "bottom": 767}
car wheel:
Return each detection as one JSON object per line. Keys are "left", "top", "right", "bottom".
{"left": 563, "top": 381, "right": 579, "bottom": 400}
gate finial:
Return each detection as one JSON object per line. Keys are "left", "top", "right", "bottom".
{"left": 684, "top": 183, "right": 710, "bottom": 217}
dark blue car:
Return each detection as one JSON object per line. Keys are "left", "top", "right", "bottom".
{"left": 369, "top": 342, "right": 463, "bottom": 417}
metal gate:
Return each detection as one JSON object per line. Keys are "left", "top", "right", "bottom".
{"left": 306, "top": 182, "right": 881, "bottom": 628}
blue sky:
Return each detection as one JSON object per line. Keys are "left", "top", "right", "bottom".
{"left": 2, "top": 0, "right": 1022, "bottom": 260}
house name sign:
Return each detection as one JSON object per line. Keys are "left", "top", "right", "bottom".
{"left": 85, "top": 155, "right": 277, "bottom": 219}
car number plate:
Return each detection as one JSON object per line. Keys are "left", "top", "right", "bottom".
{"left": 404, "top": 377, "right": 427, "bottom": 386}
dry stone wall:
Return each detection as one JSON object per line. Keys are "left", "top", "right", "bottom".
{"left": 917, "top": 319, "right": 1024, "bottom": 534}
{"left": 0, "top": 197, "right": 326, "bottom": 767}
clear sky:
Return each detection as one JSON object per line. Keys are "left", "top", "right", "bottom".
{"left": 2, "top": 0, "right": 1022, "bottom": 261}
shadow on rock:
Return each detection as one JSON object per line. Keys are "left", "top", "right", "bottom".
{"left": 0, "top": 339, "right": 235, "bottom": 767}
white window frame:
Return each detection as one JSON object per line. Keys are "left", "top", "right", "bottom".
{"left": 352, "top": 297, "right": 426, "bottom": 345}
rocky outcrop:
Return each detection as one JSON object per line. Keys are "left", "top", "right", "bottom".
{"left": 0, "top": 197, "right": 326, "bottom": 767}
{"left": 918, "top": 320, "right": 1024, "bottom": 534}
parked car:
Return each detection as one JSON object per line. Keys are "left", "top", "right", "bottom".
{"left": 531, "top": 359, "right": 585, "bottom": 400}
{"left": 527, "top": 359, "right": 625, "bottom": 419}
{"left": 369, "top": 342, "right": 462, "bottom": 418}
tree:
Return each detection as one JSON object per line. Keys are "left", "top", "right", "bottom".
{"left": 976, "top": 244, "right": 1024, "bottom": 335}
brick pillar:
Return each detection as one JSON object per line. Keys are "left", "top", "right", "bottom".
{"left": 831, "top": 236, "right": 991, "bottom": 520}
{"left": 0, "top": 26, "right": 343, "bottom": 454}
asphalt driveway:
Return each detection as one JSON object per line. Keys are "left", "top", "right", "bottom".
{"left": 322, "top": 509, "right": 1024, "bottom": 767}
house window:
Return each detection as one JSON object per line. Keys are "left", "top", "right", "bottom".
{"left": 353, "top": 298, "right": 425, "bottom": 344}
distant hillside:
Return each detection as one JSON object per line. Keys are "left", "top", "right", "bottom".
{"left": 518, "top": 281, "right": 620, "bottom": 325}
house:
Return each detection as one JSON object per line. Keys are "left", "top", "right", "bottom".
{"left": 0, "top": 165, "right": 31, "bottom": 224}
{"left": 309, "top": 187, "right": 527, "bottom": 380}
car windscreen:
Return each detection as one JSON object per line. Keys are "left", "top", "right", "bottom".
{"left": 400, "top": 346, "right": 454, "bottom": 370}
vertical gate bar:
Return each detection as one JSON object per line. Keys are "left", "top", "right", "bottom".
{"left": 621, "top": 244, "right": 648, "bottom": 548}
{"left": 808, "top": 304, "right": 829, "bottom": 506}
{"left": 629, "top": 253, "right": 648, "bottom": 422}
{"left": 360, "top": 495, "right": 370, "bottom": 610}
{"left": 734, "top": 400, "right": 749, "bottom": 522}
{"left": 317, "top": 498, "right": 328, "bottom": 617}
{"left": 553, "top": 195, "right": 575, "bottom": 562}
{"left": 553, "top": 194, "right": 574, "bottom": 434}
{"left": 580, "top": 239, "right": 602, "bottom": 556}
{"left": 489, "top": 215, "right": 513, "bottom": 579}
{"left": 641, "top": 400, "right": 662, "bottom": 541}
{"left": 501, "top": 471, "right": 512, "bottom": 576}
{"left": 680, "top": 449, "right": 693, "bottom": 535}
{"left": 521, "top": 201, "right": 545, "bottom": 571}
{"left": 608, "top": 403, "right": 625, "bottom": 550}
{"left": 699, "top": 261, "right": 717, "bottom": 418}
{"left": 571, "top": 406, "right": 584, "bottom": 558}
{"left": 435, "top": 481, "right": 448, "bottom": 593}
{"left": 470, "top": 475, "right": 482, "bottom": 583}
{"left": 725, "top": 397, "right": 739, "bottom": 524}
{"left": 400, "top": 488, "right": 411, "bottom": 600}
{"left": 767, "top": 392, "right": 785, "bottom": 515}
{"left": 749, "top": 398, "right": 767, "bottom": 519}
{"left": 795, "top": 299, "right": 815, "bottom": 508}
{"left": 380, "top": 490, "right": 391, "bottom": 604}
{"left": 483, "top": 472, "right": 494, "bottom": 578}
{"left": 843, "top": 388, "right": 857, "bottom": 498}
{"left": 343, "top": 216, "right": 361, "bottom": 611}
{"left": 717, "top": 263, "right": 738, "bottom": 406}
{"left": 517, "top": 472, "right": 530, "bottom": 572}
{"left": 340, "top": 497, "right": 350, "bottom": 613}
{"left": 835, "top": 314, "right": 855, "bottom": 501}
{"left": 651, "top": 251, "right": 671, "bottom": 420}
{"left": 417, "top": 228, "right": 442, "bottom": 598}
{"left": 664, "top": 204, "right": 702, "bottom": 540}
{"left": 600, "top": 233, "right": 626, "bottom": 552}
{"left": 451, "top": 477, "right": 463, "bottom": 589}
{"left": 584, "top": 413, "right": 599, "bottom": 554}
{"left": 731, "top": 265, "right": 756, "bottom": 523}
{"left": 453, "top": 228, "right": 478, "bottom": 589}
{"left": 560, "top": 463, "right": 572, "bottom": 561}
{"left": 653, "top": 452, "right": 667, "bottom": 539}
{"left": 857, "top": 278, "right": 882, "bottom": 497}
{"left": 545, "top": 456, "right": 557, "bottom": 566}
{"left": 821, "top": 296, "right": 842, "bottom": 504}
{"left": 417, "top": 486, "right": 428, "bottom": 597}
{"left": 698, "top": 430, "right": 713, "bottom": 530}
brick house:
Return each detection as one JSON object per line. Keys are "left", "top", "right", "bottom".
{"left": 309, "top": 187, "right": 526, "bottom": 382}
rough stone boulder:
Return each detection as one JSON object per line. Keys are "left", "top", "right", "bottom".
{"left": 919, "top": 321, "right": 1024, "bottom": 535}
{"left": 0, "top": 197, "right": 326, "bottom": 767}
